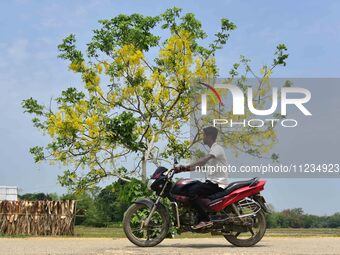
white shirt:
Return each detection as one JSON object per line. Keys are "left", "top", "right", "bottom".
{"left": 205, "top": 142, "right": 229, "bottom": 188}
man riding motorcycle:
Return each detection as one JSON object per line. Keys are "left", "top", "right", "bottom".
{"left": 123, "top": 125, "right": 268, "bottom": 247}
{"left": 175, "top": 126, "right": 229, "bottom": 229}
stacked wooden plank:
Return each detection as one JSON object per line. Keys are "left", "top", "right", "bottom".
{"left": 0, "top": 200, "right": 76, "bottom": 235}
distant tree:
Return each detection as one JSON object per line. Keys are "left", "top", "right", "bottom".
{"left": 96, "top": 178, "right": 151, "bottom": 223}
{"left": 19, "top": 192, "right": 58, "bottom": 201}
{"left": 60, "top": 178, "right": 150, "bottom": 226}
{"left": 266, "top": 207, "right": 340, "bottom": 229}
{"left": 326, "top": 213, "right": 340, "bottom": 228}
{"left": 61, "top": 188, "right": 107, "bottom": 226}
{"left": 303, "top": 214, "right": 323, "bottom": 228}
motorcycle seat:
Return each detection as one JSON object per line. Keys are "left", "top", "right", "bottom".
{"left": 208, "top": 177, "right": 259, "bottom": 201}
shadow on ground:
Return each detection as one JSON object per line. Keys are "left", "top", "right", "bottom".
{"left": 125, "top": 243, "right": 268, "bottom": 249}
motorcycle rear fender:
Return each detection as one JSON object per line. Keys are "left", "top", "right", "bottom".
{"left": 209, "top": 180, "right": 266, "bottom": 212}
{"left": 252, "top": 194, "right": 268, "bottom": 213}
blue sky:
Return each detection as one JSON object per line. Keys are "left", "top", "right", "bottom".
{"left": 0, "top": 0, "right": 340, "bottom": 215}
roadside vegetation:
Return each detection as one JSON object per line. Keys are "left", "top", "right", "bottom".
{"left": 18, "top": 179, "right": 340, "bottom": 231}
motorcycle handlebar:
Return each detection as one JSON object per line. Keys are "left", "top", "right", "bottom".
{"left": 166, "top": 168, "right": 175, "bottom": 179}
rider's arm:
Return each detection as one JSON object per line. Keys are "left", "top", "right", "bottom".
{"left": 180, "top": 154, "right": 215, "bottom": 172}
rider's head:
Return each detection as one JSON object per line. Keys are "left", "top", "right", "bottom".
{"left": 203, "top": 126, "right": 218, "bottom": 146}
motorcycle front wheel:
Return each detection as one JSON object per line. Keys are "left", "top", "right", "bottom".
{"left": 123, "top": 203, "right": 170, "bottom": 247}
{"left": 224, "top": 210, "right": 266, "bottom": 247}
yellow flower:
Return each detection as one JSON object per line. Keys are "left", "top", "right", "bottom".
{"left": 103, "top": 61, "right": 110, "bottom": 72}
{"left": 96, "top": 63, "right": 103, "bottom": 74}
{"left": 48, "top": 126, "right": 56, "bottom": 136}
{"left": 69, "top": 61, "right": 85, "bottom": 72}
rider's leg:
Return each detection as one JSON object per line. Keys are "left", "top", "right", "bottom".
{"left": 187, "top": 181, "right": 221, "bottom": 227}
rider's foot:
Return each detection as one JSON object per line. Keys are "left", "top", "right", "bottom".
{"left": 191, "top": 220, "right": 213, "bottom": 229}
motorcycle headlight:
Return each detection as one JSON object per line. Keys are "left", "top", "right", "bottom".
{"left": 147, "top": 179, "right": 155, "bottom": 190}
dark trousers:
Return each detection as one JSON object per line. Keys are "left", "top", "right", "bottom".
{"left": 186, "top": 181, "right": 223, "bottom": 222}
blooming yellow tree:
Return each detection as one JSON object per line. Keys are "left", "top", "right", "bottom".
{"left": 22, "top": 8, "right": 287, "bottom": 191}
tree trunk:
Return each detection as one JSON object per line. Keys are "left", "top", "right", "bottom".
{"left": 141, "top": 159, "right": 147, "bottom": 183}
{"left": 141, "top": 133, "right": 156, "bottom": 183}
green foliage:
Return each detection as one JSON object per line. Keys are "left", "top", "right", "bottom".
{"left": 58, "top": 34, "right": 84, "bottom": 62}
{"left": 18, "top": 189, "right": 340, "bottom": 230}
{"left": 18, "top": 192, "right": 58, "bottom": 201}
{"left": 87, "top": 13, "right": 161, "bottom": 56}
{"left": 273, "top": 44, "right": 289, "bottom": 66}
{"left": 105, "top": 112, "right": 144, "bottom": 152}
{"left": 22, "top": 98, "right": 44, "bottom": 115}
{"left": 23, "top": 7, "right": 288, "bottom": 192}
{"left": 29, "top": 146, "right": 45, "bottom": 163}
{"left": 23, "top": 7, "right": 239, "bottom": 190}
{"left": 161, "top": 7, "right": 207, "bottom": 40}
{"left": 61, "top": 190, "right": 105, "bottom": 226}
{"left": 271, "top": 153, "right": 279, "bottom": 163}
{"left": 56, "top": 87, "right": 85, "bottom": 104}
{"left": 266, "top": 207, "right": 340, "bottom": 228}
{"left": 59, "top": 178, "right": 151, "bottom": 227}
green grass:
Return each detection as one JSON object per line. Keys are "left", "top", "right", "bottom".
{"left": 74, "top": 225, "right": 125, "bottom": 238}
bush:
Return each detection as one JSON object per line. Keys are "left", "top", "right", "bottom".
{"left": 60, "top": 178, "right": 152, "bottom": 227}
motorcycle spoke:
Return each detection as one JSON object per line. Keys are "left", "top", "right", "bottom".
{"left": 147, "top": 225, "right": 163, "bottom": 229}
{"left": 131, "top": 227, "right": 142, "bottom": 232}
{"left": 131, "top": 225, "right": 162, "bottom": 231}
{"left": 248, "top": 227, "right": 255, "bottom": 236}
{"left": 148, "top": 224, "right": 163, "bottom": 228}
{"left": 235, "top": 232, "right": 241, "bottom": 238}
{"left": 126, "top": 203, "right": 168, "bottom": 244}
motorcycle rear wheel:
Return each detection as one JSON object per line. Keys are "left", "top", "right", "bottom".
{"left": 123, "top": 203, "right": 170, "bottom": 247}
{"left": 224, "top": 210, "right": 266, "bottom": 247}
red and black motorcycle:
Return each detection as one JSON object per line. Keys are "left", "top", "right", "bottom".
{"left": 123, "top": 159, "right": 268, "bottom": 247}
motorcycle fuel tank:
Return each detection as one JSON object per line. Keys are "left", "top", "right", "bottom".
{"left": 171, "top": 179, "right": 199, "bottom": 195}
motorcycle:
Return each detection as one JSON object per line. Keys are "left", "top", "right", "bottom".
{"left": 123, "top": 158, "right": 268, "bottom": 247}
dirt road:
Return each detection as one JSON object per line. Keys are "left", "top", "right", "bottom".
{"left": 0, "top": 237, "right": 340, "bottom": 255}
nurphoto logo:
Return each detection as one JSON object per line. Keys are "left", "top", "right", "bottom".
{"left": 200, "top": 83, "right": 312, "bottom": 128}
